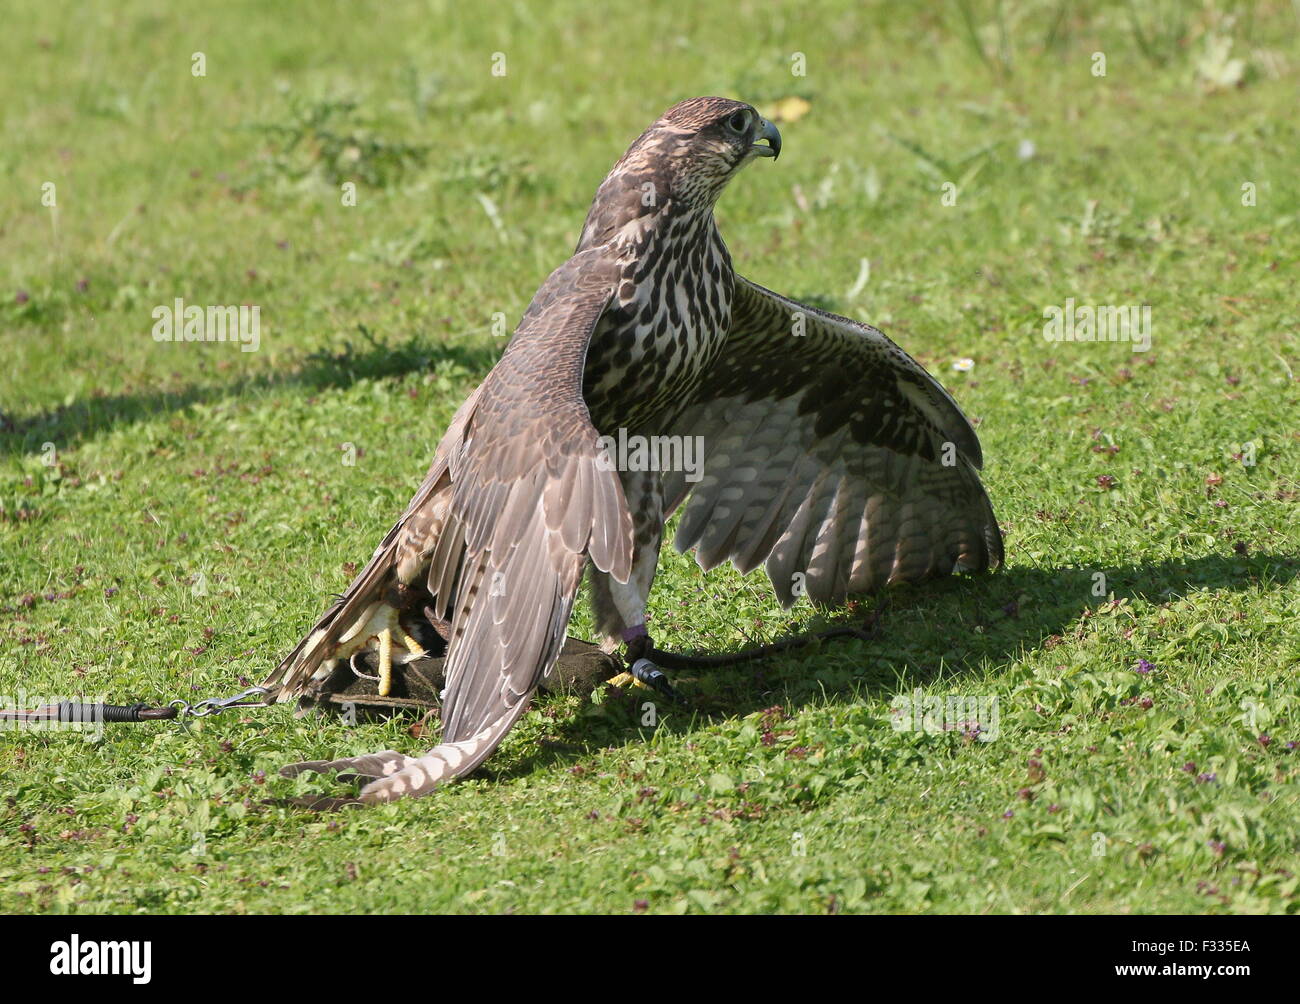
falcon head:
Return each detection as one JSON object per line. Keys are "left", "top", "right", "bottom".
{"left": 578, "top": 96, "right": 781, "bottom": 249}
{"left": 641, "top": 96, "right": 781, "bottom": 206}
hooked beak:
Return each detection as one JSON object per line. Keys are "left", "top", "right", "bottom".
{"left": 751, "top": 118, "right": 782, "bottom": 160}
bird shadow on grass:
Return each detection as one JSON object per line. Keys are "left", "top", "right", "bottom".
{"left": 0, "top": 332, "right": 499, "bottom": 456}
{"left": 487, "top": 549, "right": 1299, "bottom": 781}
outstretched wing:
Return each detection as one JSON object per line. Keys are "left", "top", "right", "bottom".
{"left": 663, "top": 276, "right": 1002, "bottom": 606}
{"left": 266, "top": 249, "right": 632, "bottom": 800}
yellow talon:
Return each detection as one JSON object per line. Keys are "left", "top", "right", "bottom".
{"left": 393, "top": 624, "right": 427, "bottom": 660}
{"left": 378, "top": 621, "right": 428, "bottom": 697}
{"left": 377, "top": 626, "right": 394, "bottom": 697}
{"left": 328, "top": 604, "right": 428, "bottom": 698}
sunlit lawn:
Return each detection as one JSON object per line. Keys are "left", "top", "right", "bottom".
{"left": 2, "top": 0, "right": 1298, "bottom": 913}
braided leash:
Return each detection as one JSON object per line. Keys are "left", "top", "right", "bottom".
{"left": 0, "top": 687, "right": 271, "bottom": 725}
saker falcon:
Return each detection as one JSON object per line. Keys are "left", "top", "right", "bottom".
{"left": 263, "top": 96, "right": 1003, "bottom": 805}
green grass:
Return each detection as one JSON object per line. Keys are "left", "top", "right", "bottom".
{"left": 2, "top": 0, "right": 1299, "bottom": 914}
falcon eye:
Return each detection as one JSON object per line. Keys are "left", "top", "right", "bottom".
{"left": 726, "top": 110, "right": 750, "bottom": 134}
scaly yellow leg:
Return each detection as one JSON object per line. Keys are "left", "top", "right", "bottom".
{"left": 327, "top": 604, "right": 429, "bottom": 698}
{"left": 393, "top": 624, "right": 427, "bottom": 660}
{"left": 377, "top": 626, "right": 394, "bottom": 697}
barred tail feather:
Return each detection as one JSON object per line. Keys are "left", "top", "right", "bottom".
{"left": 356, "top": 705, "right": 531, "bottom": 803}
